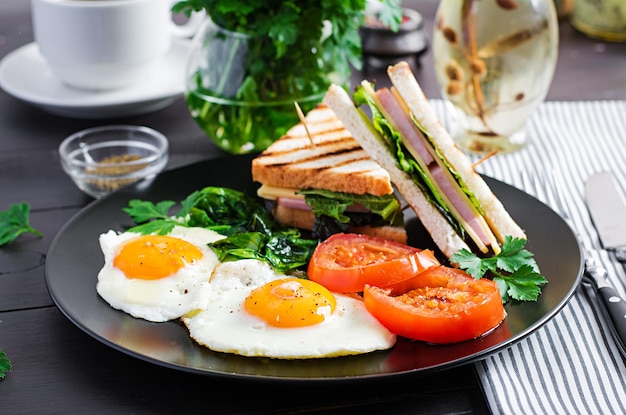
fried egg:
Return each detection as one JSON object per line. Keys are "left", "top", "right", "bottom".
{"left": 96, "top": 226, "right": 223, "bottom": 322}
{"left": 181, "top": 259, "right": 396, "bottom": 359}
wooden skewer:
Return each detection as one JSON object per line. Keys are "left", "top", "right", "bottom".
{"left": 294, "top": 101, "right": 315, "bottom": 148}
{"left": 471, "top": 149, "right": 499, "bottom": 169}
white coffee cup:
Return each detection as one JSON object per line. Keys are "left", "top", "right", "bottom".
{"left": 31, "top": 0, "right": 203, "bottom": 90}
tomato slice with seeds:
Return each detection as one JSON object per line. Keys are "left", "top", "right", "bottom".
{"left": 307, "top": 233, "right": 439, "bottom": 293}
{"left": 363, "top": 266, "right": 505, "bottom": 344}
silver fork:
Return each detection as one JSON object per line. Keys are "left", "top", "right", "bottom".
{"left": 521, "top": 169, "right": 626, "bottom": 357}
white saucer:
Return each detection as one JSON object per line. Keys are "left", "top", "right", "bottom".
{"left": 0, "top": 41, "right": 190, "bottom": 119}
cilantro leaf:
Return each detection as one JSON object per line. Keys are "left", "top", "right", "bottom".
{"left": 376, "top": 0, "right": 403, "bottom": 31}
{"left": 0, "top": 349, "right": 9, "bottom": 379}
{"left": 0, "top": 350, "right": 11, "bottom": 379}
{"left": 177, "top": 191, "right": 203, "bottom": 219}
{"left": 495, "top": 265, "right": 548, "bottom": 302}
{"left": 123, "top": 200, "right": 176, "bottom": 224}
{"left": 126, "top": 220, "right": 177, "bottom": 236}
{"left": 495, "top": 236, "right": 537, "bottom": 273}
{"left": 451, "top": 237, "right": 547, "bottom": 302}
{"left": 0, "top": 202, "right": 42, "bottom": 246}
{"left": 451, "top": 248, "right": 490, "bottom": 278}
{"left": 0, "top": 321, "right": 10, "bottom": 379}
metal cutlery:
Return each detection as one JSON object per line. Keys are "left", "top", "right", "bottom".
{"left": 583, "top": 254, "right": 626, "bottom": 356}
{"left": 522, "top": 170, "right": 626, "bottom": 358}
{"left": 585, "top": 172, "right": 626, "bottom": 263}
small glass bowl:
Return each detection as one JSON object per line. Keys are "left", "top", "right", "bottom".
{"left": 59, "top": 125, "right": 169, "bottom": 199}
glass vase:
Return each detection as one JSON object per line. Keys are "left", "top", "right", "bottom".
{"left": 570, "top": 0, "right": 626, "bottom": 42}
{"left": 433, "top": 0, "right": 559, "bottom": 154}
{"left": 184, "top": 18, "right": 350, "bottom": 155}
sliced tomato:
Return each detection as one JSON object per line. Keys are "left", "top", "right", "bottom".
{"left": 363, "top": 266, "right": 505, "bottom": 344}
{"left": 307, "top": 233, "right": 439, "bottom": 293}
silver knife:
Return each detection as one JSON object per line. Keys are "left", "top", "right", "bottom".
{"left": 584, "top": 172, "right": 626, "bottom": 262}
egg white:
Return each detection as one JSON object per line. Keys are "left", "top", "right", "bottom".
{"left": 96, "top": 226, "right": 224, "bottom": 322}
{"left": 181, "top": 259, "right": 396, "bottom": 359}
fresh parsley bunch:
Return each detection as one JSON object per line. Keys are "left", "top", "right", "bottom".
{"left": 173, "top": 0, "right": 402, "bottom": 100}
{"left": 174, "top": 0, "right": 402, "bottom": 153}
{"left": 451, "top": 236, "right": 548, "bottom": 303}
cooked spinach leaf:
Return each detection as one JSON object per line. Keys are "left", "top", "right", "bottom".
{"left": 124, "top": 186, "right": 318, "bottom": 272}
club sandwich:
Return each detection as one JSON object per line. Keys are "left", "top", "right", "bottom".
{"left": 323, "top": 61, "right": 526, "bottom": 258}
{"left": 251, "top": 104, "right": 407, "bottom": 243}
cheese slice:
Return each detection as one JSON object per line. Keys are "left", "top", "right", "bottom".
{"left": 257, "top": 184, "right": 303, "bottom": 201}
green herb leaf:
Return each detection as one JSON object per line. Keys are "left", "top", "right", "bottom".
{"left": 376, "top": 0, "right": 403, "bottom": 31}
{"left": 299, "top": 189, "right": 402, "bottom": 224}
{"left": 0, "top": 348, "right": 9, "bottom": 379}
{"left": 495, "top": 236, "right": 537, "bottom": 273}
{"left": 495, "top": 265, "right": 547, "bottom": 302}
{"left": 178, "top": 190, "right": 204, "bottom": 218}
{"left": 0, "top": 321, "right": 10, "bottom": 379}
{"left": 123, "top": 200, "right": 176, "bottom": 224}
{"left": 0, "top": 202, "right": 42, "bottom": 247}
{"left": 126, "top": 220, "right": 177, "bottom": 236}
{"left": 450, "top": 248, "right": 490, "bottom": 278}
{"left": 450, "top": 236, "right": 547, "bottom": 302}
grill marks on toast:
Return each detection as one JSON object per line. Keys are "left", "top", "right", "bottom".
{"left": 251, "top": 105, "right": 393, "bottom": 196}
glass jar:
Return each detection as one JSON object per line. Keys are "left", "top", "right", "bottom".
{"left": 571, "top": 0, "right": 626, "bottom": 42}
{"left": 433, "top": 0, "right": 559, "bottom": 154}
{"left": 184, "top": 18, "right": 350, "bottom": 154}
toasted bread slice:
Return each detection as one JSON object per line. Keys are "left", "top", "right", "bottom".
{"left": 323, "top": 62, "right": 525, "bottom": 258}
{"left": 387, "top": 62, "right": 526, "bottom": 243}
{"left": 251, "top": 104, "right": 393, "bottom": 197}
{"left": 323, "top": 84, "right": 467, "bottom": 257}
{"left": 252, "top": 103, "right": 407, "bottom": 243}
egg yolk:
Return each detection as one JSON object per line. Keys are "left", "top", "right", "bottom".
{"left": 113, "top": 235, "right": 203, "bottom": 280}
{"left": 244, "top": 278, "right": 337, "bottom": 328}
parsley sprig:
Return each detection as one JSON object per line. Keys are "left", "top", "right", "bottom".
{"left": 451, "top": 236, "right": 547, "bottom": 302}
{"left": 0, "top": 322, "right": 10, "bottom": 380}
{"left": 0, "top": 202, "right": 42, "bottom": 247}
{"left": 0, "top": 349, "right": 9, "bottom": 379}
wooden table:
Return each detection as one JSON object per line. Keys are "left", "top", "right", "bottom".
{"left": 1, "top": 1, "right": 625, "bottom": 413}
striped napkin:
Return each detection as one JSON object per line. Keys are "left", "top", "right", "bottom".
{"left": 431, "top": 100, "right": 626, "bottom": 414}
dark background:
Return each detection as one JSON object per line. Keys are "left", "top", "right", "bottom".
{"left": 1, "top": 0, "right": 625, "bottom": 413}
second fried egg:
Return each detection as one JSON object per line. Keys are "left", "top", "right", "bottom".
{"left": 181, "top": 259, "right": 396, "bottom": 359}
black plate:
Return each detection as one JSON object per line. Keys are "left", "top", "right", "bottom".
{"left": 45, "top": 154, "right": 583, "bottom": 382}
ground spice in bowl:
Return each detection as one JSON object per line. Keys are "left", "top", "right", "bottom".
{"left": 85, "top": 154, "right": 149, "bottom": 192}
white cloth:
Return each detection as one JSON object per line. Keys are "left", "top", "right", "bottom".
{"left": 431, "top": 100, "right": 626, "bottom": 414}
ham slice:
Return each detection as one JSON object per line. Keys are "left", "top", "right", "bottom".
{"left": 277, "top": 197, "right": 310, "bottom": 210}
{"left": 375, "top": 88, "right": 493, "bottom": 248}
{"left": 429, "top": 165, "right": 490, "bottom": 244}
{"left": 376, "top": 88, "right": 434, "bottom": 165}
